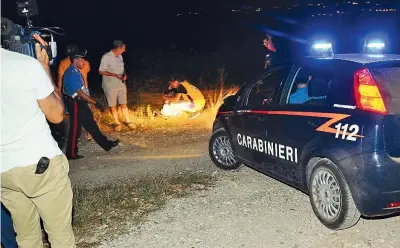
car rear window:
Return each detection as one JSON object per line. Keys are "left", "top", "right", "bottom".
{"left": 370, "top": 67, "right": 400, "bottom": 113}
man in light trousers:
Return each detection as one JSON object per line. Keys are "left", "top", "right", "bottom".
{"left": 99, "top": 40, "right": 135, "bottom": 131}
{"left": 1, "top": 35, "right": 75, "bottom": 248}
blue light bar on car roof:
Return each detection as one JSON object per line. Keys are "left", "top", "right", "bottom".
{"left": 364, "top": 39, "right": 385, "bottom": 55}
{"left": 310, "top": 41, "right": 334, "bottom": 58}
{"left": 313, "top": 43, "right": 332, "bottom": 50}
{"left": 366, "top": 42, "right": 385, "bottom": 49}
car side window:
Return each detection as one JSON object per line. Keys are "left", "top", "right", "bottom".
{"left": 285, "top": 67, "right": 333, "bottom": 105}
{"left": 246, "top": 68, "right": 286, "bottom": 109}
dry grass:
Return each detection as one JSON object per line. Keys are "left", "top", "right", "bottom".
{"left": 207, "top": 86, "right": 240, "bottom": 116}
{"left": 92, "top": 85, "right": 239, "bottom": 134}
{"left": 72, "top": 173, "right": 216, "bottom": 247}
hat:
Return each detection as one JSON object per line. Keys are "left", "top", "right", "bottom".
{"left": 65, "top": 44, "right": 79, "bottom": 56}
{"left": 69, "top": 48, "right": 87, "bottom": 60}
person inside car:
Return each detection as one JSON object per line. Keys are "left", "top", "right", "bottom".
{"left": 289, "top": 74, "right": 313, "bottom": 104}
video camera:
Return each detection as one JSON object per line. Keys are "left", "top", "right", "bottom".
{"left": 1, "top": 0, "right": 64, "bottom": 64}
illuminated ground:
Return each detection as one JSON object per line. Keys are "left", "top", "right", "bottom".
{"left": 68, "top": 110, "right": 215, "bottom": 187}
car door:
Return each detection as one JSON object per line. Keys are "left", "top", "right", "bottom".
{"left": 230, "top": 67, "right": 289, "bottom": 169}
{"left": 265, "top": 64, "right": 336, "bottom": 183}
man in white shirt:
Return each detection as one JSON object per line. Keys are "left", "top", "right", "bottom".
{"left": 1, "top": 37, "right": 76, "bottom": 248}
{"left": 99, "top": 40, "right": 135, "bottom": 131}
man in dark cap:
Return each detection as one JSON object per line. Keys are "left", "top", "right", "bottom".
{"left": 63, "top": 49, "right": 119, "bottom": 159}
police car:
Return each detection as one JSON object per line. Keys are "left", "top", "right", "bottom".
{"left": 209, "top": 41, "right": 400, "bottom": 230}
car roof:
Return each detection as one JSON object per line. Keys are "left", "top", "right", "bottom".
{"left": 305, "top": 54, "right": 400, "bottom": 65}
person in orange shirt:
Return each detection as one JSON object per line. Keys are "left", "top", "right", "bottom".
{"left": 58, "top": 44, "right": 92, "bottom": 141}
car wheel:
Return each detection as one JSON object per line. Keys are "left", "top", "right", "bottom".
{"left": 309, "top": 158, "right": 361, "bottom": 230}
{"left": 209, "top": 128, "right": 241, "bottom": 170}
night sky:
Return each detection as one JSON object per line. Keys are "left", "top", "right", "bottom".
{"left": 2, "top": 0, "right": 398, "bottom": 54}
{"left": 0, "top": 0, "right": 323, "bottom": 50}
{"left": 2, "top": 0, "right": 399, "bottom": 85}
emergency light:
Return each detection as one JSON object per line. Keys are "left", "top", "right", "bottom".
{"left": 364, "top": 40, "right": 385, "bottom": 55}
{"left": 367, "top": 42, "right": 385, "bottom": 49}
{"left": 313, "top": 43, "right": 332, "bottom": 50}
{"left": 310, "top": 42, "right": 334, "bottom": 58}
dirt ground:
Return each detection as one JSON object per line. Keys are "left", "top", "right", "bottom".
{"left": 99, "top": 168, "right": 400, "bottom": 248}
{"left": 68, "top": 111, "right": 400, "bottom": 248}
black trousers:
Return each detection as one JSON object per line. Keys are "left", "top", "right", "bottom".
{"left": 65, "top": 97, "right": 112, "bottom": 158}
{"left": 48, "top": 119, "right": 69, "bottom": 151}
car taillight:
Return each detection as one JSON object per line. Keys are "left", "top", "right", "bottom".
{"left": 387, "top": 202, "right": 400, "bottom": 209}
{"left": 354, "top": 68, "right": 387, "bottom": 115}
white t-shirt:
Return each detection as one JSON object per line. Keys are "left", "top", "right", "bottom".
{"left": 0, "top": 49, "right": 62, "bottom": 173}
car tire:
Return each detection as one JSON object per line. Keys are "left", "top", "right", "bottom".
{"left": 309, "top": 158, "right": 361, "bottom": 230}
{"left": 209, "top": 128, "right": 242, "bottom": 170}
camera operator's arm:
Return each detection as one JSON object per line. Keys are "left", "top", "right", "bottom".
{"left": 34, "top": 35, "right": 62, "bottom": 95}
{"left": 38, "top": 93, "right": 64, "bottom": 124}
{"left": 33, "top": 36, "right": 64, "bottom": 123}
{"left": 33, "top": 56, "right": 64, "bottom": 124}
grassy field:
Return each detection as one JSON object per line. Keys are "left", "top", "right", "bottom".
{"left": 67, "top": 85, "right": 238, "bottom": 247}
{"left": 90, "top": 85, "right": 239, "bottom": 134}
{"left": 72, "top": 173, "right": 217, "bottom": 248}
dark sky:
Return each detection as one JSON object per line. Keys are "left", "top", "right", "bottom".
{"left": 2, "top": 0, "right": 399, "bottom": 58}
{"left": 2, "top": 0, "right": 274, "bottom": 52}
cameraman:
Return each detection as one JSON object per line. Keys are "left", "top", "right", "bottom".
{"left": 63, "top": 49, "right": 119, "bottom": 159}
{"left": 1, "top": 35, "right": 75, "bottom": 247}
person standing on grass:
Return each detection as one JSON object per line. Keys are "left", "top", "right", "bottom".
{"left": 63, "top": 49, "right": 120, "bottom": 160}
{"left": 1, "top": 35, "right": 75, "bottom": 247}
{"left": 99, "top": 40, "right": 136, "bottom": 131}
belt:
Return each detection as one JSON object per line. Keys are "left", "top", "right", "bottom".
{"left": 64, "top": 95, "right": 83, "bottom": 102}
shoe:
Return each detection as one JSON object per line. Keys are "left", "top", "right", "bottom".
{"left": 111, "top": 140, "right": 120, "bottom": 147}
{"left": 125, "top": 122, "right": 136, "bottom": 130}
{"left": 105, "top": 140, "right": 120, "bottom": 151}
{"left": 114, "top": 124, "right": 122, "bottom": 132}
{"left": 67, "top": 155, "right": 84, "bottom": 160}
